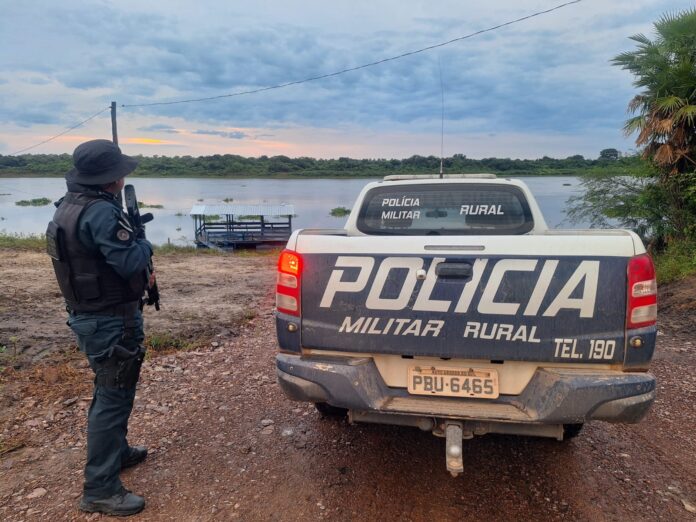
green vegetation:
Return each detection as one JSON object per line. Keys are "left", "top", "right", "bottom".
{"left": 654, "top": 240, "right": 696, "bottom": 283}
{"left": 145, "top": 332, "right": 192, "bottom": 354}
{"left": 152, "top": 243, "right": 221, "bottom": 255}
{"left": 0, "top": 233, "right": 46, "bottom": 251}
{"left": 330, "top": 206, "right": 351, "bottom": 217}
{"left": 572, "top": 9, "right": 696, "bottom": 282}
{"left": 223, "top": 197, "right": 234, "bottom": 202}
{"left": 1, "top": 152, "right": 644, "bottom": 179}
{"left": 203, "top": 214, "right": 221, "bottom": 222}
{"left": 15, "top": 197, "right": 52, "bottom": 207}
{"left": 139, "top": 202, "right": 164, "bottom": 209}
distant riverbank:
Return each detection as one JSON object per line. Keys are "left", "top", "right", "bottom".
{"left": 0, "top": 153, "right": 643, "bottom": 179}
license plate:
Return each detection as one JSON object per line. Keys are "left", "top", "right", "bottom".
{"left": 407, "top": 366, "right": 499, "bottom": 399}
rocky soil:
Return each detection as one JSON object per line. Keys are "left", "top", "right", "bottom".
{"left": 0, "top": 249, "right": 695, "bottom": 521}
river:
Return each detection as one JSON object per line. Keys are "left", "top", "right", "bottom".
{"left": 0, "top": 176, "right": 588, "bottom": 245}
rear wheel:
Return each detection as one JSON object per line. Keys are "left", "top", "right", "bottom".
{"left": 314, "top": 402, "right": 348, "bottom": 418}
{"left": 562, "top": 423, "right": 584, "bottom": 440}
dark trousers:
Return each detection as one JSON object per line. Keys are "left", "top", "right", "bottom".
{"left": 69, "top": 311, "right": 144, "bottom": 500}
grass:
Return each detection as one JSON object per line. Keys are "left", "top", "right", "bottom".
{"left": 15, "top": 197, "right": 52, "bottom": 207}
{"left": 234, "top": 246, "right": 282, "bottom": 257}
{"left": 0, "top": 233, "right": 279, "bottom": 257}
{"left": 145, "top": 332, "right": 193, "bottom": 355}
{"left": 139, "top": 202, "right": 164, "bottom": 209}
{"left": 153, "top": 243, "right": 224, "bottom": 255}
{"left": 0, "top": 233, "right": 46, "bottom": 251}
{"left": 330, "top": 206, "right": 351, "bottom": 217}
{"left": 654, "top": 240, "right": 696, "bottom": 284}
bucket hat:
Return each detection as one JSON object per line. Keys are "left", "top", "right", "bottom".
{"left": 65, "top": 139, "right": 138, "bottom": 185}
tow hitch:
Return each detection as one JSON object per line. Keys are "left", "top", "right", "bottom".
{"left": 348, "top": 411, "right": 564, "bottom": 477}
{"left": 445, "top": 421, "right": 470, "bottom": 477}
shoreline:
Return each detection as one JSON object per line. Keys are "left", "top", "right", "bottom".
{"left": 1, "top": 172, "right": 590, "bottom": 179}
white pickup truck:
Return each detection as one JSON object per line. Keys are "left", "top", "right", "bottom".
{"left": 274, "top": 175, "right": 657, "bottom": 475}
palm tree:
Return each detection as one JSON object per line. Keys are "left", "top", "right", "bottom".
{"left": 612, "top": 9, "right": 696, "bottom": 178}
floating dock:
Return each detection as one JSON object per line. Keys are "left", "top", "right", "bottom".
{"left": 190, "top": 204, "right": 294, "bottom": 251}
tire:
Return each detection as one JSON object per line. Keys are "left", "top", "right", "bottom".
{"left": 314, "top": 402, "right": 348, "bottom": 418}
{"left": 562, "top": 423, "right": 584, "bottom": 440}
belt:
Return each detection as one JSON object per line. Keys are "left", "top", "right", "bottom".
{"left": 68, "top": 301, "right": 140, "bottom": 317}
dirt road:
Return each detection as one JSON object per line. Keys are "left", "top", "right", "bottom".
{"left": 1, "top": 249, "right": 695, "bottom": 521}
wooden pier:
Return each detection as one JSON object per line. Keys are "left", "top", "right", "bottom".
{"left": 190, "top": 204, "right": 294, "bottom": 251}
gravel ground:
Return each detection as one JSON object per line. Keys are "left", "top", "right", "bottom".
{"left": 0, "top": 249, "right": 695, "bottom": 521}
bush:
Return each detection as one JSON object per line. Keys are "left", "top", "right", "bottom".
{"left": 566, "top": 167, "right": 696, "bottom": 248}
{"left": 15, "top": 198, "right": 52, "bottom": 207}
{"left": 654, "top": 240, "right": 696, "bottom": 283}
{"left": 329, "top": 206, "right": 351, "bottom": 217}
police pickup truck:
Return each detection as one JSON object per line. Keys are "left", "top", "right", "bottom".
{"left": 274, "top": 174, "right": 657, "bottom": 475}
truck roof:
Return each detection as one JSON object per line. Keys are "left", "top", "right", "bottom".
{"left": 383, "top": 174, "right": 497, "bottom": 181}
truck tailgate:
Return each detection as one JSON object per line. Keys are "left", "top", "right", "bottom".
{"left": 298, "top": 234, "right": 635, "bottom": 364}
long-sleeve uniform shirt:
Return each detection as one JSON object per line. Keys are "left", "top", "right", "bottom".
{"left": 77, "top": 196, "right": 152, "bottom": 280}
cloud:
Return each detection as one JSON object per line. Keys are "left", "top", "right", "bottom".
{"left": 123, "top": 137, "right": 183, "bottom": 147}
{"left": 192, "top": 129, "right": 248, "bottom": 139}
{"left": 0, "top": 100, "right": 68, "bottom": 127}
{"left": 0, "top": 0, "right": 689, "bottom": 157}
{"left": 137, "top": 123, "right": 180, "bottom": 133}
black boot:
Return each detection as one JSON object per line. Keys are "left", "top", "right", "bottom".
{"left": 121, "top": 445, "right": 148, "bottom": 469}
{"left": 80, "top": 487, "right": 145, "bottom": 516}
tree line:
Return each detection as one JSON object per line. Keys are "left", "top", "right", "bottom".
{"left": 0, "top": 149, "right": 636, "bottom": 178}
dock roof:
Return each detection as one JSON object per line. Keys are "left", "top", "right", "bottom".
{"left": 189, "top": 204, "right": 295, "bottom": 216}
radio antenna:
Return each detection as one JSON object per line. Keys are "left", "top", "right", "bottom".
{"left": 438, "top": 56, "right": 445, "bottom": 179}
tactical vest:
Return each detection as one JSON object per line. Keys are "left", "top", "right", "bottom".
{"left": 46, "top": 192, "right": 146, "bottom": 313}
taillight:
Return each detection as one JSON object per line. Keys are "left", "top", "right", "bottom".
{"left": 276, "top": 249, "right": 302, "bottom": 316}
{"left": 627, "top": 254, "right": 657, "bottom": 329}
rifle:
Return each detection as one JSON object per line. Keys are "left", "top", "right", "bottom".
{"left": 124, "top": 184, "right": 161, "bottom": 311}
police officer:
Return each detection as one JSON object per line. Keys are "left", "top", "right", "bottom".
{"left": 47, "top": 139, "right": 154, "bottom": 516}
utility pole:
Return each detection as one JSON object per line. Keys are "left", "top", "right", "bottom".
{"left": 110, "top": 101, "right": 123, "bottom": 207}
{"left": 110, "top": 101, "right": 118, "bottom": 145}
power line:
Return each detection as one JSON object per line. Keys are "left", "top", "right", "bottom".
{"left": 0, "top": 182, "right": 55, "bottom": 199}
{"left": 7, "top": 1, "right": 581, "bottom": 155}
{"left": 9, "top": 106, "right": 111, "bottom": 156}
{"left": 122, "top": 0, "right": 581, "bottom": 109}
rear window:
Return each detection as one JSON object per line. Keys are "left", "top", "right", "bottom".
{"left": 357, "top": 183, "right": 534, "bottom": 235}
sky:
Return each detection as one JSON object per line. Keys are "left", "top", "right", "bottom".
{"left": 0, "top": 0, "right": 692, "bottom": 160}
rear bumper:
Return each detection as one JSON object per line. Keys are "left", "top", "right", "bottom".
{"left": 276, "top": 353, "right": 655, "bottom": 424}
